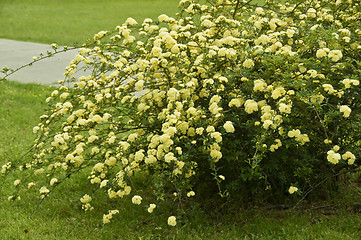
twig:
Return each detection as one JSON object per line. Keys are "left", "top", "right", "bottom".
{"left": 312, "top": 105, "right": 329, "bottom": 140}
{"left": 233, "top": 0, "right": 241, "bottom": 19}
{"left": 293, "top": 169, "right": 361, "bottom": 209}
{"left": 233, "top": 0, "right": 253, "bottom": 19}
{"left": 263, "top": 204, "right": 293, "bottom": 210}
{"left": 34, "top": 164, "right": 88, "bottom": 210}
{"left": 2, "top": 46, "right": 80, "bottom": 80}
{"left": 250, "top": 129, "right": 269, "bottom": 168}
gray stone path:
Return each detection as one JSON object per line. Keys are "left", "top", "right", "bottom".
{"left": 0, "top": 39, "right": 145, "bottom": 97}
{"left": 0, "top": 39, "right": 80, "bottom": 85}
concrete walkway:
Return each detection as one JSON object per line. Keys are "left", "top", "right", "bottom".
{"left": 0, "top": 39, "right": 80, "bottom": 85}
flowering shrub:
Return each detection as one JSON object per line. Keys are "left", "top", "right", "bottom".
{"left": 2, "top": 0, "right": 361, "bottom": 226}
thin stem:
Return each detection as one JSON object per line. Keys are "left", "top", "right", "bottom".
{"left": 2, "top": 47, "right": 80, "bottom": 80}
{"left": 250, "top": 129, "right": 269, "bottom": 168}
{"left": 313, "top": 105, "right": 329, "bottom": 140}
{"left": 293, "top": 168, "right": 361, "bottom": 209}
{"left": 233, "top": 0, "right": 254, "bottom": 19}
{"left": 233, "top": 0, "right": 241, "bottom": 19}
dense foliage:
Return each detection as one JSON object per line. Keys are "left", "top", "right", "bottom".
{"left": 2, "top": 0, "right": 361, "bottom": 226}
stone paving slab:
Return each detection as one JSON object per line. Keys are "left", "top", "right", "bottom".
{"left": 0, "top": 39, "right": 81, "bottom": 85}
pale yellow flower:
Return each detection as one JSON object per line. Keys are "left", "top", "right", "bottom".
{"left": 223, "top": 121, "right": 235, "bottom": 133}
{"left": 135, "top": 80, "right": 144, "bottom": 91}
{"left": 322, "top": 84, "right": 335, "bottom": 94}
{"left": 50, "top": 178, "right": 58, "bottom": 186}
{"left": 279, "top": 103, "right": 291, "bottom": 114}
{"left": 206, "top": 126, "right": 215, "bottom": 133}
{"left": 39, "top": 186, "right": 50, "bottom": 194}
{"left": 228, "top": 98, "right": 242, "bottom": 108}
{"left": 167, "top": 216, "right": 177, "bottom": 226}
{"left": 328, "top": 50, "right": 343, "bottom": 62}
{"left": 288, "top": 186, "right": 298, "bottom": 194}
{"left": 244, "top": 100, "right": 258, "bottom": 114}
{"left": 158, "top": 14, "right": 169, "bottom": 22}
{"left": 132, "top": 195, "right": 142, "bottom": 205}
{"left": 164, "top": 152, "right": 176, "bottom": 162}
{"left": 243, "top": 59, "right": 255, "bottom": 68}
{"left": 263, "top": 120, "right": 273, "bottom": 129}
{"left": 103, "top": 210, "right": 119, "bottom": 224}
{"left": 342, "top": 151, "right": 356, "bottom": 165}
{"left": 125, "top": 17, "right": 137, "bottom": 26}
{"left": 255, "top": 7, "right": 264, "bottom": 15}
{"left": 196, "top": 127, "right": 204, "bottom": 135}
{"left": 339, "top": 105, "right": 351, "bottom": 117}
{"left": 316, "top": 48, "right": 327, "bottom": 58}
{"left": 210, "top": 132, "right": 222, "bottom": 143}
{"left": 33, "top": 126, "right": 40, "bottom": 133}
{"left": 271, "top": 87, "right": 286, "bottom": 99}
{"left": 327, "top": 150, "right": 341, "bottom": 164}
{"left": 13, "top": 179, "right": 21, "bottom": 186}
{"left": 288, "top": 129, "right": 301, "bottom": 138}
{"left": 28, "top": 182, "right": 35, "bottom": 189}
{"left": 80, "top": 194, "right": 92, "bottom": 203}
{"left": 187, "top": 191, "right": 195, "bottom": 197}
{"left": 210, "top": 149, "right": 222, "bottom": 162}
{"left": 253, "top": 79, "right": 267, "bottom": 91}
{"left": 147, "top": 204, "right": 156, "bottom": 213}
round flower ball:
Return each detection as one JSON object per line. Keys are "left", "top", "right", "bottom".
{"left": 167, "top": 216, "right": 177, "bottom": 226}
{"left": 132, "top": 195, "right": 142, "bottom": 205}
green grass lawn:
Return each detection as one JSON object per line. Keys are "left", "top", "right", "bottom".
{"left": 0, "top": 0, "right": 179, "bottom": 45}
{"left": 1, "top": 81, "right": 361, "bottom": 239}
{"left": 0, "top": 0, "right": 268, "bottom": 46}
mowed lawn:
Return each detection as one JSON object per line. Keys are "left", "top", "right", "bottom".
{"left": 0, "top": 0, "right": 179, "bottom": 45}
